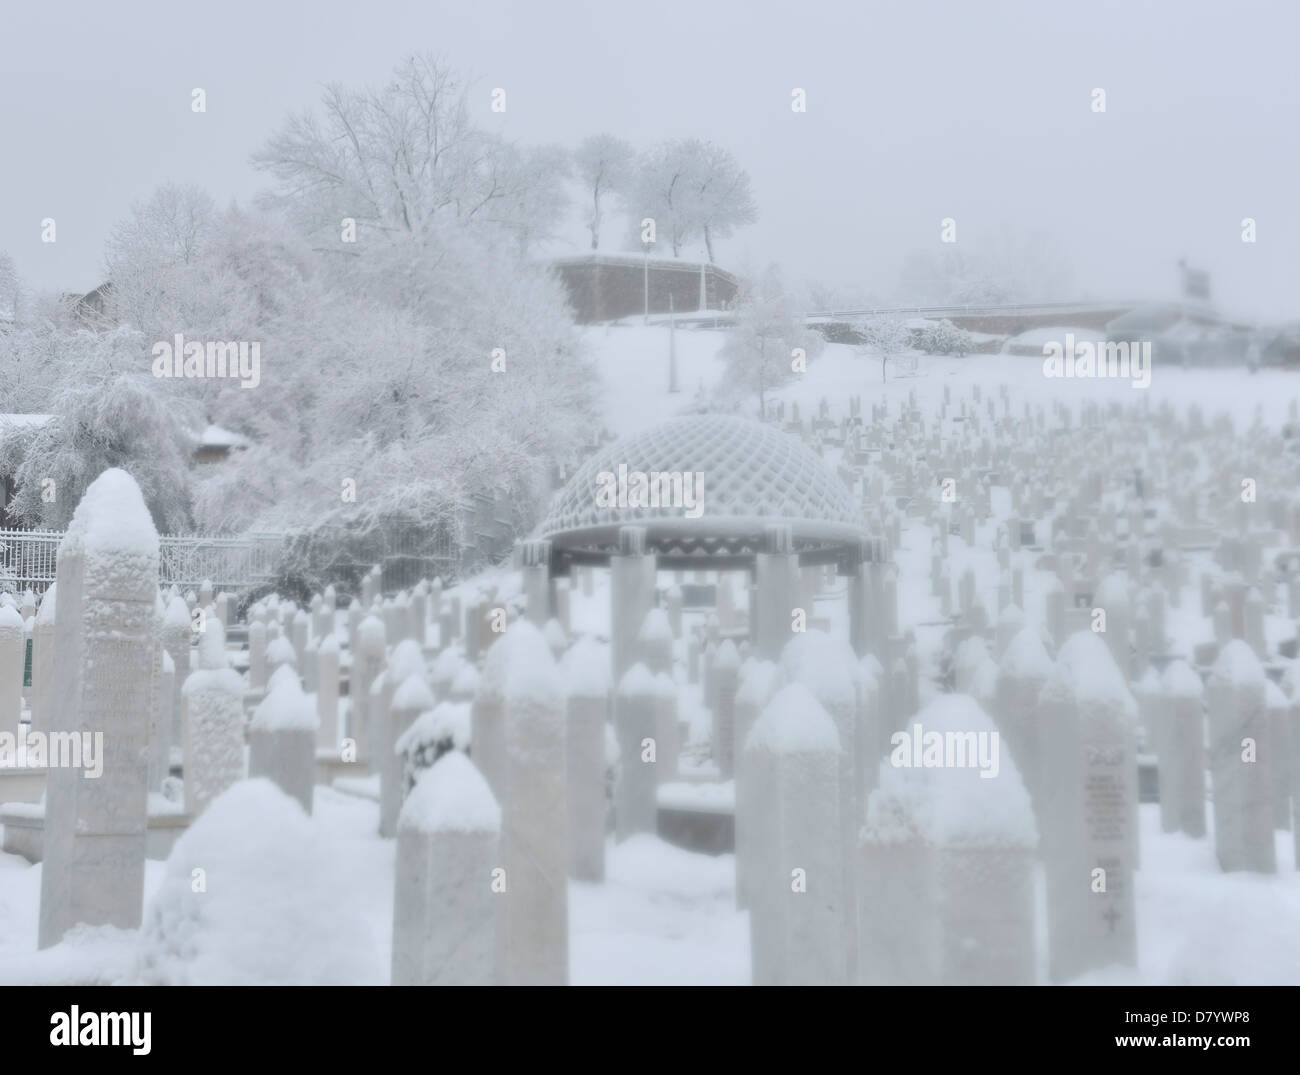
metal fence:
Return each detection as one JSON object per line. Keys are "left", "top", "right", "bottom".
{"left": 0, "top": 528, "right": 287, "bottom": 596}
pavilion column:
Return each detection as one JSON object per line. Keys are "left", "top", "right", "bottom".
{"left": 520, "top": 538, "right": 553, "bottom": 627}
{"left": 611, "top": 526, "right": 656, "bottom": 681}
{"left": 754, "top": 525, "right": 799, "bottom": 661}
{"left": 848, "top": 537, "right": 886, "bottom": 659}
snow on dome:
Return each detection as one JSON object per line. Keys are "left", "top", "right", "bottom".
{"left": 431, "top": 645, "right": 462, "bottom": 683}
{"left": 1211, "top": 639, "right": 1266, "bottom": 691}
{"left": 251, "top": 675, "right": 318, "bottom": 731}
{"left": 561, "top": 634, "right": 612, "bottom": 697}
{"left": 862, "top": 693, "right": 1036, "bottom": 849}
{"left": 266, "top": 637, "right": 296, "bottom": 666}
{"left": 617, "top": 661, "right": 658, "bottom": 698}
{"left": 398, "top": 751, "right": 500, "bottom": 835}
{"left": 745, "top": 681, "right": 841, "bottom": 756}
{"left": 1162, "top": 659, "right": 1203, "bottom": 698}
{"left": 1046, "top": 631, "right": 1137, "bottom": 717}
{"left": 536, "top": 414, "right": 865, "bottom": 559}
{"left": 60, "top": 468, "right": 159, "bottom": 561}
{"left": 1000, "top": 625, "right": 1053, "bottom": 680}
{"left": 392, "top": 672, "right": 436, "bottom": 713}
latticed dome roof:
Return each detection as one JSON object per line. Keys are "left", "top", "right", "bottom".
{"left": 537, "top": 414, "right": 866, "bottom": 565}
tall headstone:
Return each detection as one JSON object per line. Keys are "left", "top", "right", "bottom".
{"left": 745, "top": 682, "right": 845, "bottom": 986}
{"left": 614, "top": 663, "right": 659, "bottom": 841}
{"left": 0, "top": 605, "right": 23, "bottom": 738}
{"left": 561, "top": 636, "right": 611, "bottom": 881}
{"left": 29, "top": 583, "right": 57, "bottom": 735}
{"left": 353, "top": 614, "right": 387, "bottom": 766}
{"left": 391, "top": 752, "right": 500, "bottom": 986}
{"left": 248, "top": 675, "right": 319, "bottom": 814}
{"left": 181, "top": 620, "right": 246, "bottom": 819}
{"left": 611, "top": 527, "right": 656, "bottom": 680}
{"left": 382, "top": 672, "right": 436, "bottom": 838}
{"left": 733, "top": 659, "right": 782, "bottom": 909}
{"left": 1157, "top": 660, "right": 1206, "bottom": 838}
{"left": 316, "top": 633, "right": 341, "bottom": 753}
{"left": 39, "top": 470, "right": 159, "bottom": 949}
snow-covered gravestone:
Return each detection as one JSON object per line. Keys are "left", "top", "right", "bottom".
{"left": 711, "top": 639, "right": 741, "bottom": 777}
{"left": 353, "top": 614, "right": 387, "bottom": 767}
{"left": 858, "top": 694, "right": 1037, "bottom": 985}
{"left": 1265, "top": 681, "right": 1291, "bottom": 832}
{"left": 1037, "top": 631, "right": 1139, "bottom": 982}
{"left": 249, "top": 674, "right": 319, "bottom": 815}
{"left": 39, "top": 469, "right": 158, "bottom": 949}
{"left": 780, "top": 631, "right": 859, "bottom": 971}
{"left": 1206, "top": 640, "right": 1275, "bottom": 873}
{"left": 391, "top": 751, "right": 501, "bottom": 986}
{"left": 561, "top": 636, "right": 611, "bottom": 881}
{"left": 150, "top": 648, "right": 175, "bottom": 791}
{"left": 498, "top": 621, "right": 568, "bottom": 986}
{"left": 733, "top": 659, "right": 782, "bottom": 910}
{"left": 396, "top": 700, "right": 471, "bottom": 798}
{"left": 247, "top": 618, "right": 268, "bottom": 695}
{"left": 316, "top": 633, "right": 340, "bottom": 753}
{"left": 182, "top": 620, "right": 246, "bottom": 820}
{"left": 29, "top": 584, "right": 56, "bottom": 735}
{"left": 266, "top": 635, "right": 297, "bottom": 682}
{"left": 0, "top": 604, "right": 22, "bottom": 738}
{"left": 993, "top": 626, "right": 1054, "bottom": 826}
{"left": 472, "top": 623, "right": 546, "bottom": 800}
{"left": 1157, "top": 660, "right": 1206, "bottom": 838}
{"left": 745, "top": 682, "right": 845, "bottom": 986}
{"left": 381, "top": 673, "right": 436, "bottom": 838}
{"left": 162, "top": 594, "right": 192, "bottom": 748}
{"left": 614, "top": 662, "right": 659, "bottom": 842}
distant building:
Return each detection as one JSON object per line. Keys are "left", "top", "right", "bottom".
{"left": 550, "top": 254, "right": 739, "bottom": 324}
{"left": 193, "top": 424, "right": 250, "bottom": 465}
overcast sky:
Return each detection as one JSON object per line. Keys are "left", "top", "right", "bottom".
{"left": 3, "top": 0, "right": 1296, "bottom": 319}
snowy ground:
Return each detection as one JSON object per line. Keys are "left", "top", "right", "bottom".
{"left": 3, "top": 790, "right": 1296, "bottom": 985}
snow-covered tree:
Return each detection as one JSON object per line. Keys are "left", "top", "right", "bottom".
{"left": 687, "top": 141, "right": 757, "bottom": 264}
{"left": 573, "top": 134, "right": 634, "bottom": 250}
{"left": 914, "top": 319, "right": 973, "bottom": 356}
{"left": 719, "top": 266, "right": 822, "bottom": 417}
{"left": 854, "top": 315, "right": 911, "bottom": 382}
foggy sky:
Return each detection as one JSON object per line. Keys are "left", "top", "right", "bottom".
{"left": 2, "top": 0, "right": 1296, "bottom": 319}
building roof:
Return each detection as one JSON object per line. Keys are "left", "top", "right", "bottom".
{"left": 536, "top": 414, "right": 866, "bottom": 567}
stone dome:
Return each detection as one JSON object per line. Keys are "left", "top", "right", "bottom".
{"left": 537, "top": 414, "right": 866, "bottom": 566}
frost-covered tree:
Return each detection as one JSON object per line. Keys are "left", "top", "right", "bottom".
{"left": 914, "top": 319, "right": 972, "bottom": 356}
{"left": 627, "top": 139, "right": 757, "bottom": 260}
{"left": 4, "top": 326, "right": 199, "bottom": 531}
{"left": 719, "top": 266, "right": 822, "bottom": 417}
{"left": 855, "top": 315, "right": 911, "bottom": 382}
{"left": 573, "top": 134, "right": 634, "bottom": 250}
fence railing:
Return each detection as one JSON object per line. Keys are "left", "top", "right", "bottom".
{"left": 0, "top": 529, "right": 287, "bottom": 596}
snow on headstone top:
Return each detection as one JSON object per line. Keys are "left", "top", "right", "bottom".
{"left": 617, "top": 661, "right": 658, "bottom": 698}
{"left": 479, "top": 619, "right": 551, "bottom": 701}
{"left": 61, "top": 468, "right": 159, "bottom": 560}
{"left": 637, "top": 607, "right": 673, "bottom": 643}
{"left": 737, "top": 658, "right": 782, "bottom": 708}
{"left": 266, "top": 636, "right": 296, "bottom": 666}
{"left": 653, "top": 671, "right": 677, "bottom": 698}
{"left": 745, "top": 681, "right": 841, "bottom": 756}
{"left": 395, "top": 700, "right": 471, "bottom": 756}
{"left": 451, "top": 664, "right": 479, "bottom": 695}
{"left": 1265, "top": 680, "right": 1288, "bottom": 712}
{"left": 0, "top": 605, "right": 22, "bottom": 638}
{"left": 1095, "top": 573, "right": 1130, "bottom": 609}
{"left": 714, "top": 638, "right": 741, "bottom": 671}
{"left": 1211, "top": 639, "right": 1266, "bottom": 692}
{"left": 318, "top": 632, "right": 339, "bottom": 655}
{"left": 779, "top": 630, "right": 856, "bottom": 714}
{"left": 432, "top": 645, "right": 462, "bottom": 682}
{"left": 162, "top": 649, "right": 175, "bottom": 675}
{"left": 389, "top": 639, "right": 425, "bottom": 685}
{"left": 250, "top": 675, "right": 319, "bottom": 732}
{"left": 164, "top": 594, "right": 191, "bottom": 630}
{"left": 502, "top": 624, "right": 565, "bottom": 710}
{"left": 35, "top": 582, "right": 56, "bottom": 625}
{"left": 1044, "top": 630, "right": 1137, "bottom": 716}
{"left": 392, "top": 672, "right": 436, "bottom": 714}
{"left": 863, "top": 693, "right": 1036, "bottom": 849}
{"left": 859, "top": 652, "right": 884, "bottom": 681}
{"left": 1133, "top": 666, "right": 1163, "bottom": 699}
{"left": 197, "top": 619, "right": 231, "bottom": 671}
{"left": 398, "top": 750, "right": 500, "bottom": 835}
{"left": 543, "top": 618, "right": 567, "bottom": 654}
{"left": 560, "top": 635, "right": 611, "bottom": 697}
{"left": 358, "top": 615, "right": 387, "bottom": 654}
{"left": 997, "top": 603, "right": 1025, "bottom": 627}
{"left": 267, "top": 663, "right": 300, "bottom": 695}
{"left": 1161, "top": 659, "right": 1203, "bottom": 698}
{"left": 1000, "top": 625, "right": 1053, "bottom": 680}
